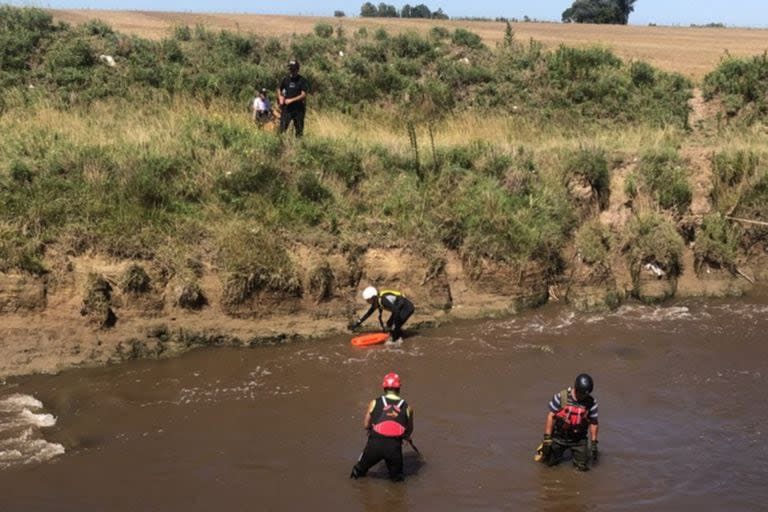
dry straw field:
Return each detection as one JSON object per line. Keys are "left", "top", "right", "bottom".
{"left": 51, "top": 9, "right": 768, "bottom": 81}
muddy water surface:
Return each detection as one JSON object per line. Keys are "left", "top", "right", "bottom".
{"left": 1, "top": 298, "right": 766, "bottom": 511}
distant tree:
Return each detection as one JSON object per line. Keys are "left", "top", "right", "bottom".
{"left": 377, "top": 2, "right": 399, "bottom": 17}
{"left": 334, "top": 10, "right": 346, "bottom": 17}
{"left": 562, "top": 0, "right": 636, "bottom": 24}
{"left": 360, "top": 2, "right": 377, "bottom": 17}
{"left": 401, "top": 4, "right": 413, "bottom": 18}
{"left": 411, "top": 3, "right": 432, "bottom": 18}
{"left": 432, "top": 8, "right": 449, "bottom": 19}
{"left": 615, "top": 0, "right": 637, "bottom": 24}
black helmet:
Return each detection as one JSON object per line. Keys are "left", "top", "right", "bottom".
{"left": 287, "top": 59, "right": 300, "bottom": 71}
{"left": 574, "top": 373, "right": 594, "bottom": 396}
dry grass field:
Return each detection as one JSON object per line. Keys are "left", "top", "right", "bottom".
{"left": 50, "top": 9, "right": 768, "bottom": 81}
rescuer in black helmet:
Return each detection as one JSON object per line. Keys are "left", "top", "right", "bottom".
{"left": 536, "top": 373, "right": 599, "bottom": 471}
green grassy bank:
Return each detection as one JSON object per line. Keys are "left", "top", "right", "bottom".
{"left": 1, "top": 6, "right": 768, "bottom": 306}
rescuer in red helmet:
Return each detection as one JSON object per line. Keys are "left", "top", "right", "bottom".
{"left": 350, "top": 372, "right": 414, "bottom": 482}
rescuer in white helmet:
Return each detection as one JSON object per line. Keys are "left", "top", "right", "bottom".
{"left": 348, "top": 286, "right": 415, "bottom": 342}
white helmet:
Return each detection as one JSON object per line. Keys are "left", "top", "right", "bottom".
{"left": 362, "top": 286, "right": 378, "bottom": 300}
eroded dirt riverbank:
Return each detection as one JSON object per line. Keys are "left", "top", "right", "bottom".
{"left": 1, "top": 243, "right": 763, "bottom": 379}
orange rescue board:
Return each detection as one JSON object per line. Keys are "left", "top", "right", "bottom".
{"left": 351, "top": 332, "right": 390, "bottom": 347}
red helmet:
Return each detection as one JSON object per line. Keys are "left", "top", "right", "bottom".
{"left": 381, "top": 372, "right": 401, "bottom": 389}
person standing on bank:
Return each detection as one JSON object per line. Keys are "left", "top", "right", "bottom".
{"left": 252, "top": 87, "right": 273, "bottom": 125}
{"left": 277, "top": 59, "right": 309, "bottom": 137}
{"left": 538, "top": 373, "right": 599, "bottom": 471}
{"left": 348, "top": 286, "right": 415, "bottom": 343}
{"left": 350, "top": 372, "right": 414, "bottom": 482}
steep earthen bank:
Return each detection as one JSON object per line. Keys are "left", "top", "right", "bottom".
{"left": 0, "top": 242, "right": 763, "bottom": 379}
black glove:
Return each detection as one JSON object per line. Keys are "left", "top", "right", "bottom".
{"left": 347, "top": 320, "right": 360, "bottom": 331}
{"left": 541, "top": 434, "right": 553, "bottom": 461}
{"left": 591, "top": 440, "right": 599, "bottom": 463}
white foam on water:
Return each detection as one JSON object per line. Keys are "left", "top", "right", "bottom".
{"left": 0, "top": 394, "right": 65, "bottom": 470}
{"left": 0, "top": 394, "right": 43, "bottom": 412}
{"left": 20, "top": 409, "right": 57, "bottom": 428}
{"left": 513, "top": 343, "right": 554, "bottom": 354}
{"left": 488, "top": 311, "right": 577, "bottom": 338}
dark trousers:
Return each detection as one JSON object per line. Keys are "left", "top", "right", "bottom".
{"left": 548, "top": 437, "right": 590, "bottom": 470}
{"left": 353, "top": 435, "right": 404, "bottom": 481}
{"left": 387, "top": 300, "right": 415, "bottom": 340}
{"left": 279, "top": 108, "right": 305, "bottom": 137}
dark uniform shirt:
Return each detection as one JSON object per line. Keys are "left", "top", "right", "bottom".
{"left": 280, "top": 74, "right": 309, "bottom": 113}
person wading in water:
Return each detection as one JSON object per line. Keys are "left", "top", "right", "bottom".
{"left": 350, "top": 372, "right": 414, "bottom": 482}
{"left": 537, "top": 373, "right": 599, "bottom": 471}
{"left": 348, "top": 286, "right": 415, "bottom": 343}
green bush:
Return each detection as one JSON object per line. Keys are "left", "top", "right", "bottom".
{"left": 297, "top": 171, "right": 332, "bottom": 203}
{"left": 624, "top": 212, "right": 684, "bottom": 278}
{"left": 9, "top": 160, "right": 33, "bottom": 184}
{"left": 575, "top": 219, "right": 611, "bottom": 266}
{"left": 391, "top": 32, "right": 435, "bottom": 59}
{"left": 81, "top": 19, "right": 113, "bottom": 37}
{"left": 0, "top": 6, "right": 56, "bottom": 74}
{"left": 451, "top": 28, "right": 484, "bottom": 50}
{"left": 710, "top": 149, "right": 762, "bottom": 212}
{"left": 173, "top": 25, "right": 192, "bottom": 41}
{"left": 703, "top": 53, "right": 768, "bottom": 120}
{"left": 314, "top": 23, "right": 334, "bottom": 39}
{"left": 295, "top": 138, "right": 364, "bottom": 189}
{"left": 217, "top": 160, "right": 283, "bottom": 207}
{"left": 637, "top": 149, "right": 692, "bottom": 213}
{"left": 564, "top": 147, "right": 610, "bottom": 209}
{"left": 630, "top": 61, "right": 656, "bottom": 86}
{"left": 694, "top": 213, "right": 739, "bottom": 272}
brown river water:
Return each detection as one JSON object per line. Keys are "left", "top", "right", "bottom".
{"left": 1, "top": 297, "right": 766, "bottom": 511}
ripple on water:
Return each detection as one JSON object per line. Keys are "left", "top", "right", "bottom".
{"left": 0, "top": 393, "right": 64, "bottom": 469}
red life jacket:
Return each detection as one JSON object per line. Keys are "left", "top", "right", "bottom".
{"left": 554, "top": 389, "right": 592, "bottom": 439}
{"left": 371, "top": 395, "right": 409, "bottom": 438}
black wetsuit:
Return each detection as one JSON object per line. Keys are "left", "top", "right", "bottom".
{"left": 279, "top": 73, "right": 309, "bottom": 137}
{"left": 352, "top": 394, "right": 411, "bottom": 481}
{"left": 357, "top": 291, "right": 415, "bottom": 340}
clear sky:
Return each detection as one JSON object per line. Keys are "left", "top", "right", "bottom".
{"left": 9, "top": 0, "right": 768, "bottom": 28}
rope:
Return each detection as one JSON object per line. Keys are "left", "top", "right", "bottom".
{"left": 726, "top": 216, "right": 768, "bottom": 227}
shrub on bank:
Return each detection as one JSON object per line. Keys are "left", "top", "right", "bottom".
{"left": 703, "top": 53, "right": 768, "bottom": 123}
{"left": 575, "top": 220, "right": 612, "bottom": 267}
{"left": 623, "top": 211, "right": 684, "bottom": 280}
{"left": 694, "top": 213, "right": 739, "bottom": 272}
{"left": 635, "top": 148, "right": 692, "bottom": 213}
{"left": 0, "top": 6, "right": 692, "bottom": 128}
{"left": 563, "top": 147, "right": 611, "bottom": 211}
{"left": 710, "top": 149, "right": 763, "bottom": 213}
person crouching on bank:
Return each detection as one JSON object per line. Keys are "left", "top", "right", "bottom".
{"left": 348, "top": 286, "right": 415, "bottom": 343}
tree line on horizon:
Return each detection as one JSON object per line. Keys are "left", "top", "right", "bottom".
{"left": 355, "top": 0, "right": 637, "bottom": 24}
{"left": 359, "top": 2, "right": 449, "bottom": 19}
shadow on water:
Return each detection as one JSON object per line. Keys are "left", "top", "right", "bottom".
{"left": 361, "top": 451, "right": 425, "bottom": 480}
